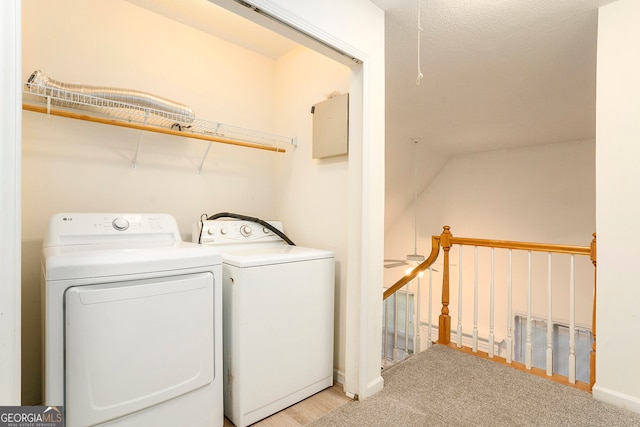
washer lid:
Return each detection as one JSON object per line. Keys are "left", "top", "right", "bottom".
{"left": 43, "top": 241, "right": 222, "bottom": 281}
{"left": 218, "top": 243, "right": 334, "bottom": 268}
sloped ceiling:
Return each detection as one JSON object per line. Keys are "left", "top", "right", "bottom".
{"left": 125, "top": 0, "right": 297, "bottom": 58}
{"left": 372, "top": 0, "right": 616, "bottom": 229}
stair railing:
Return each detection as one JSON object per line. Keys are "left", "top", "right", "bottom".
{"left": 384, "top": 226, "right": 597, "bottom": 390}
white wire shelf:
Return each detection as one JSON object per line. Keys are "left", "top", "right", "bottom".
{"left": 23, "top": 82, "right": 295, "bottom": 171}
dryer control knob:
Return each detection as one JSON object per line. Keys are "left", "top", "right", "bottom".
{"left": 112, "top": 217, "right": 129, "bottom": 231}
{"left": 240, "top": 224, "right": 252, "bottom": 237}
{"left": 207, "top": 228, "right": 215, "bottom": 235}
{"left": 263, "top": 227, "right": 270, "bottom": 234}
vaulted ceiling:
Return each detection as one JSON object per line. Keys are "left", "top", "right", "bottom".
{"left": 372, "top": 0, "right": 615, "bottom": 228}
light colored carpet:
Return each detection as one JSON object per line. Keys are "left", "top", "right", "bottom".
{"left": 308, "top": 345, "right": 640, "bottom": 427}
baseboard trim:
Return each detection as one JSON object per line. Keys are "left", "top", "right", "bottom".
{"left": 362, "top": 375, "right": 384, "bottom": 400}
{"left": 419, "top": 323, "right": 500, "bottom": 356}
{"left": 333, "top": 371, "right": 384, "bottom": 400}
{"left": 333, "top": 368, "right": 345, "bottom": 387}
{"left": 593, "top": 385, "right": 640, "bottom": 414}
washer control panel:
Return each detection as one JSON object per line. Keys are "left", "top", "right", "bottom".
{"left": 195, "top": 220, "right": 284, "bottom": 245}
{"left": 43, "top": 213, "right": 182, "bottom": 247}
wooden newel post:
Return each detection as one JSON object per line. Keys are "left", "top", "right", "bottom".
{"left": 439, "top": 226, "right": 452, "bottom": 344}
{"left": 590, "top": 233, "right": 597, "bottom": 390}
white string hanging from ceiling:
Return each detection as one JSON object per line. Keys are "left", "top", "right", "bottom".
{"left": 407, "top": 138, "right": 425, "bottom": 266}
{"left": 416, "top": 0, "right": 424, "bottom": 85}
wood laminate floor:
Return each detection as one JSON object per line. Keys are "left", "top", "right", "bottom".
{"left": 223, "top": 383, "right": 352, "bottom": 427}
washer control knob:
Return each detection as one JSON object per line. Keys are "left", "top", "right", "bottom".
{"left": 112, "top": 217, "right": 129, "bottom": 231}
{"left": 220, "top": 228, "right": 227, "bottom": 235}
{"left": 263, "top": 227, "right": 270, "bottom": 234}
{"left": 207, "top": 228, "right": 214, "bottom": 235}
{"left": 240, "top": 224, "right": 252, "bottom": 237}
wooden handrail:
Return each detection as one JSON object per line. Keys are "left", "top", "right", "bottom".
{"left": 22, "top": 103, "right": 287, "bottom": 153}
{"left": 383, "top": 235, "right": 441, "bottom": 300}
{"left": 449, "top": 236, "right": 591, "bottom": 255}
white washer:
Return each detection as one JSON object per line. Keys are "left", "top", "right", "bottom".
{"left": 42, "top": 213, "right": 223, "bottom": 427}
{"left": 194, "top": 219, "right": 335, "bottom": 427}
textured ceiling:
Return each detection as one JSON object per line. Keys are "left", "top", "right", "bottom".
{"left": 372, "top": 0, "right": 616, "bottom": 228}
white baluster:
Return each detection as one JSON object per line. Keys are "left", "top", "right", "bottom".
{"left": 415, "top": 274, "right": 422, "bottom": 353}
{"left": 526, "top": 251, "right": 533, "bottom": 369}
{"left": 457, "top": 245, "right": 463, "bottom": 348}
{"left": 427, "top": 267, "right": 433, "bottom": 348}
{"left": 383, "top": 297, "right": 388, "bottom": 361}
{"left": 569, "top": 255, "right": 576, "bottom": 383}
{"left": 405, "top": 282, "right": 410, "bottom": 357}
{"left": 489, "top": 247, "right": 495, "bottom": 358}
{"left": 473, "top": 246, "right": 479, "bottom": 353}
{"left": 393, "top": 293, "right": 399, "bottom": 362}
{"left": 546, "top": 253, "right": 553, "bottom": 376}
{"left": 506, "top": 249, "right": 513, "bottom": 363}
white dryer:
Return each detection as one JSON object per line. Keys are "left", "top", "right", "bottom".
{"left": 194, "top": 218, "right": 335, "bottom": 427}
{"left": 42, "top": 213, "right": 223, "bottom": 427}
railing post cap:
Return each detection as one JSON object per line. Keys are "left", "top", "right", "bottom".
{"left": 441, "top": 226, "right": 452, "bottom": 248}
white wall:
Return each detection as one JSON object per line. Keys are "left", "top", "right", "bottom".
{"left": 22, "top": 0, "right": 281, "bottom": 230}
{"left": 21, "top": 0, "right": 350, "bottom": 405}
{"left": 385, "top": 140, "right": 596, "bottom": 347}
{"left": 0, "top": 0, "right": 21, "bottom": 406}
{"left": 594, "top": 0, "right": 640, "bottom": 412}
{"left": 272, "top": 47, "right": 350, "bottom": 381}
{"left": 415, "top": 141, "right": 594, "bottom": 244}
